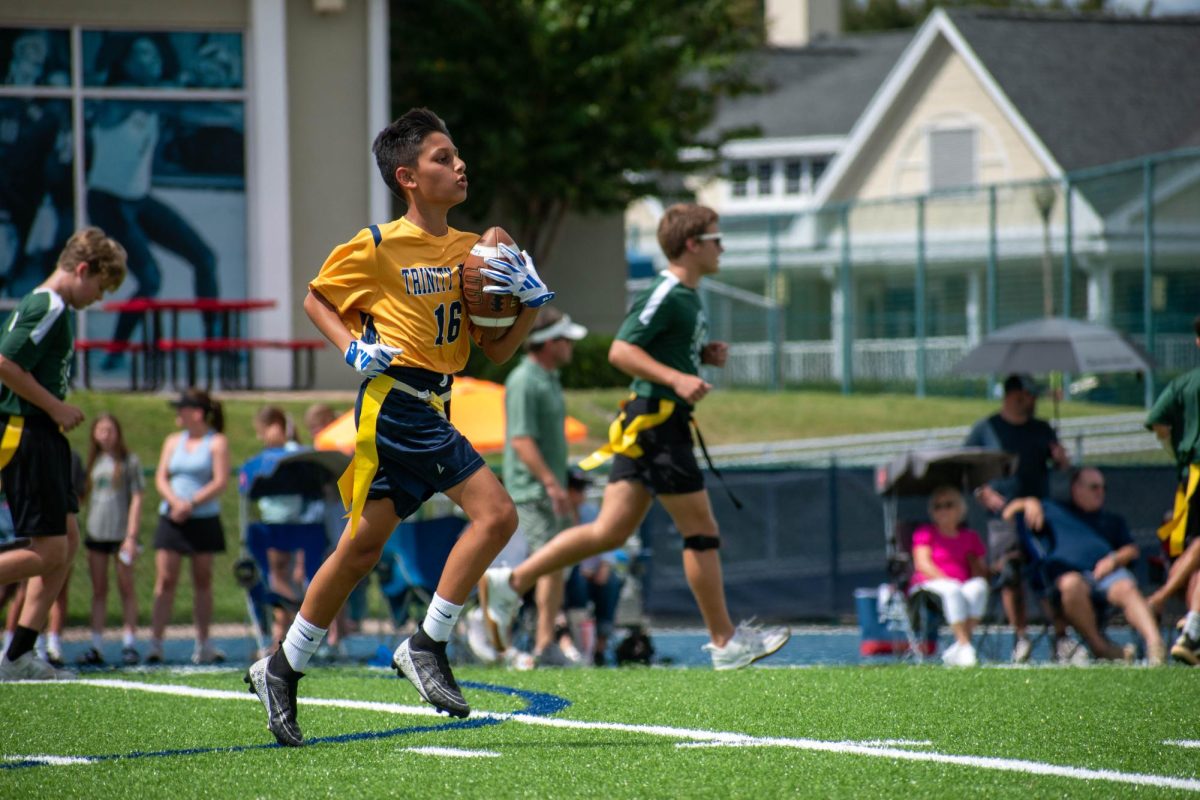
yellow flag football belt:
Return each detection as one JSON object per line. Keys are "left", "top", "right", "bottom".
{"left": 0, "top": 416, "right": 23, "bottom": 471}
{"left": 577, "top": 396, "right": 674, "bottom": 471}
{"left": 337, "top": 376, "right": 451, "bottom": 538}
{"left": 1158, "top": 463, "right": 1200, "bottom": 558}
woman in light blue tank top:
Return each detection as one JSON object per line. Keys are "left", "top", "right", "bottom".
{"left": 150, "top": 389, "right": 230, "bottom": 665}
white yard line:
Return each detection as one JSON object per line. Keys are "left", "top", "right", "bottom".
{"left": 399, "top": 746, "right": 500, "bottom": 758}
{"left": 7, "top": 678, "right": 1197, "bottom": 793}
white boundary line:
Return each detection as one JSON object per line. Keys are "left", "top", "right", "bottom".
{"left": 7, "top": 679, "right": 1197, "bottom": 792}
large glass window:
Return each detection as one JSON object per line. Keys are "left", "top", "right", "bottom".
{"left": 0, "top": 26, "right": 246, "bottom": 346}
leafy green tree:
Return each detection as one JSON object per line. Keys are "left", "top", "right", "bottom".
{"left": 389, "top": 0, "right": 764, "bottom": 261}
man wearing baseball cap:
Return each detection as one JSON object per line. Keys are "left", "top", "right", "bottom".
{"left": 965, "top": 372, "right": 1070, "bottom": 662}
{"left": 473, "top": 307, "right": 586, "bottom": 666}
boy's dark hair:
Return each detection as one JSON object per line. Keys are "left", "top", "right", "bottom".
{"left": 372, "top": 107, "right": 451, "bottom": 200}
{"left": 656, "top": 203, "right": 718, "bottom": 261}
{"left": 59, "top": 226, "right": 127, "bottom": 292}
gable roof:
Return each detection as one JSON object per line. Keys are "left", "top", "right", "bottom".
{"left": 947, "top": 9, "right": 1200, "bottom": 172}
{"left": 814, "top": 9, "right": 1200, "bottom": 208}
{"left": 709, "top": 30, "right": 913, "bottom": 142}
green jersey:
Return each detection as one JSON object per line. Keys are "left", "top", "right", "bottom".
{"left": 502, "top": 355, "right": 568, "bottom": 504}
{"left": 1146, "top": 365, "right": 1200, "bottom": 467}
{"left": 615, "top": 272, "right": 707, "bottom": 404}
{"left": 0, "top": 288, "right": 75, "bottom": 418}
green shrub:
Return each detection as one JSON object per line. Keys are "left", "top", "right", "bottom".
{"left": 463, "top": 334, "right": 627, "bottom": 390}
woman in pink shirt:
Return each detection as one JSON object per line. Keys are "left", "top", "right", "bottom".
{"left": 910, "top": 485, "right": 988, "bottom": 666}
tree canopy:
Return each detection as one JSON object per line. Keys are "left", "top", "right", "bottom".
{"left": 389, "top": 0, "right": 764, "bottom": 261}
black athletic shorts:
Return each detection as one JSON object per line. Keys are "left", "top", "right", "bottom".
{"left": 0, "top": 414, "right": 78, "bottom": 537}
{"left": 154, "top": 514, "right": 226, "bottom": 555}
{"left": 608, "top": 397, "right": 705, "bottom": 496}
{"left": 84, "top": 539, "right": 122, "bottom": 555}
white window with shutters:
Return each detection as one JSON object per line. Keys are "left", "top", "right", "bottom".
{"left": 928, "top": 128, "right": 976, "bottom": 190}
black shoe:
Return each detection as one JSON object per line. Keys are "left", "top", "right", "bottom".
{"left": 121, "top": 647, "right": 140, "bottom": 666}
{"left": 244, "top": 654, "right": 304, "bottom": 746}
{"left": 78, "top": 647, "right": 105, "bottom": 666}
{"left": 46, "top": 654, "right": 66, "bottom": 669}
{"left": 392, "top": 629, "right": 469, "bottom": 718}
{"left": 1170, "top": 633, "right": 1200, "bottom": 666}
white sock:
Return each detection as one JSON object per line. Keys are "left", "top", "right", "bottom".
{"left": 123, "top": 629, "right": 136, "bottom": 648}
{"left": 91, "top": 632, "right": 104, "bottom": 651}
{"left": 35, "top": 634, "right": 46, "bottom": 659}
{"left": 422, "top": 594, "right": 463, "bottom": 643}
{"left": 1, "top": 631, "right": 11, "bottom": 651}
{"left": 1185, "top": 611, "right": 1200, "bottom": 640}
{"left": 281, "top": 614, "right": 327, "bottom": 672}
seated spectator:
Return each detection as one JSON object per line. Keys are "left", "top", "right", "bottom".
{"left": 909, "top": 485, "right": 988, "bottom": 667}
{"left": 239, "top": 406, "right": 324, "bottom": 650}
{"left": 1003, "top": 467, "right": 1165, "bottom": 665}
{"left": 562, "top": 468, "right": 624, "bottom": 666}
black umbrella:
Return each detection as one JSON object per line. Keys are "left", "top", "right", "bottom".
{"left": 878, "top": 447, "right": 1017, "bottom": 498}
{"left": 951, "top": 317, "right": 1154, "bottom": 376}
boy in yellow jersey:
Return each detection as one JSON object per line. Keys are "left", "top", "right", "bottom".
{"left": 246, "top": 108, "right": 554, "bottom": 745}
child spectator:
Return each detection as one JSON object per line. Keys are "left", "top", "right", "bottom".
{"left": 239, "top": 406, "right": 324, "bottom": 649}
{"left": 79, "top": 414, "right": 144, "bottom": 665}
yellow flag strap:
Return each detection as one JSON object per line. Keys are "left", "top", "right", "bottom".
{"left": 578, "top": 398, "right": 674, "bottom": 471}
{"left": 1157, "top": 463, "right": 1200, "bottom": 557}
{"left": 337, "top": 376, "right": 450, "bottom": 538}
{"left": 0, "top": 415, "right": 24, "bottom": 471}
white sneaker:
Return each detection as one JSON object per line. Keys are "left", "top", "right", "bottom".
{"left": 0, "top": 651, "right": 77, "bottom": 681}
{"left": 1011, "top": 636, "right": 1033, "bottom": 664}
{"left": 955, "top": 642, "right": 978, "bottom": 667}
{"left": 1054, "top": 636, "right": 1090, "bottom": 666}
{"left": 464, "top": 607, "right": 500, "bottom": 665}
{"left": 478, "top": 567, "right": 521, "bottom": 652}
{"left": 941, "top": 641, "right": 961, "bottom": 665}
{"left": 703, "top": 621, "right": 791, "bottom": 671}
{"left": 191, "top": 642, "right": 226, "bottom": 665}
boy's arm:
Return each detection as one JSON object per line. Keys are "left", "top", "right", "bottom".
{"left": 476, "top": 305, "right": 539, "bottom": 364}
{"left": 609, "top": 339, "right": 711, "bottom": 405}
{"left": 305, "top": 288, "right": 401, "bottom": 378}
{"left": 0, "top": 355, "right": 84, "bottom": 430}
{"left": 303, "top": 289, "right": 354, "bottom": 354}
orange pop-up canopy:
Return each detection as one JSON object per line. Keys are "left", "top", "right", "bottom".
{"left": 314, "top": 376, "right": 588, "bottom": 456}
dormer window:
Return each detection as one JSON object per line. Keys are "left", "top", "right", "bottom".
{"left": 928, "top": 128, "right": 976, "bottom": 190}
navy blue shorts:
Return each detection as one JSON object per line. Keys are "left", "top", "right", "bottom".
{"left": 359, "top": 367, "right": 485, "bottom": 520}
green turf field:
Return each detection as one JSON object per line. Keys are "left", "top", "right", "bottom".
{"left": 1, "top": 664, "right": 1196, "bottom": 797}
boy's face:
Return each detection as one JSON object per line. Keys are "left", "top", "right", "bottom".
{"left": 68, "top": 264, "right": 107, "bottom": 309}
{"left": 399, "top": 132, "right": 467, "bottom": 207}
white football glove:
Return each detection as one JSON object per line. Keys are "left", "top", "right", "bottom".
{"left": 344, "top": 337, "right": 401, "bottom": 379}
{"left": 481, "top": 244, "right": 555, "bottom": 308}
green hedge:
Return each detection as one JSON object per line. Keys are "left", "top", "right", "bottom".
{"left": 463, "top": 333, "right": 628, "bottom": 390}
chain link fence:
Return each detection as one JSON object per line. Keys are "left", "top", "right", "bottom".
{"left": 629, "top": 149, "right": 1200, "bottom": 402}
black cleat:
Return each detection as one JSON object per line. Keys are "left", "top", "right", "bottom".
{"left": 1170, "top": 632, "right": 1200, "bottom": 666}
{"left": 244, "top": 655, "right": 305, "bottom": 746}
{"left": 392, "top": 630, "right": 469, "bottom": 718}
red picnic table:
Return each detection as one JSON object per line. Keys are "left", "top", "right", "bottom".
{"left": 81, "top": 298, "right": 323, "bottom": 390}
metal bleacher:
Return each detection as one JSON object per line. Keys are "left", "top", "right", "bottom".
{"left": 701, "top": 412, "right": 1158, "bottom": 469}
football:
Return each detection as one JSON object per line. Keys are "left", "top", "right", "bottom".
{"left": 461, "top": 226, "right": 521, "bottom": 330}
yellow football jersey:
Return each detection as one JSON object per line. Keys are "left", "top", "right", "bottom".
{"left": 309, "top": 217, "right": 479, "bottom": 375}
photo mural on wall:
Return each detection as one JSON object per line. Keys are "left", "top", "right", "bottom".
{"left": 0, "top": 27, "right": 246, "bottom": 371}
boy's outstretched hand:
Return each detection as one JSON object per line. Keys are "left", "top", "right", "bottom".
{"left": 345, "top": 338, "right": 401, "bottom": 378}
{"left": 481, "top": 244, "right": 555, "bottom": 308}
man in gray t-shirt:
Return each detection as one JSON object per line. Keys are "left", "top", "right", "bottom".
{"left": 498, "top": 307, "right": 586, "bottom": 666}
